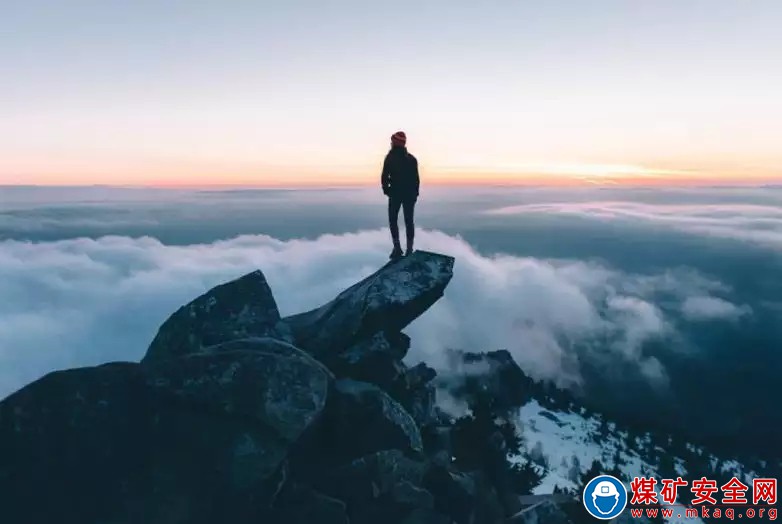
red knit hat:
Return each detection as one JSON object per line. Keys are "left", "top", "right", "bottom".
{"left": 391, "top": 131, "right": 407, "bottom": 147}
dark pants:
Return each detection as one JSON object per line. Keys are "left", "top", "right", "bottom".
{"left": 388, "top": 196, "right": 416, "bottom": 248}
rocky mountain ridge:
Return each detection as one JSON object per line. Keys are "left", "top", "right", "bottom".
{"left": 0, "top": 251, "right": 556, "bottom": 524}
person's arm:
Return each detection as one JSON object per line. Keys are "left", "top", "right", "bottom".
{"left": 381, "top": 155, "right": 391, "bottom": 195}
{"left": 412, "top": 157, "right": 420, "bottom": 198}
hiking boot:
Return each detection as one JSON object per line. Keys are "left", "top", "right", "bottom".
{"left": 389, "top": 245, "right": 403, "bottom": 259}
{"left": 405, "top": 247, "right": 414, "bottom": 257}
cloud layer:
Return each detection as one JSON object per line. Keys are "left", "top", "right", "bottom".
{"left": 487, "top": 201, "right": 782, "bottom": 248}
{"left": 0, "top": 229, "right": 748, "bottom": 400}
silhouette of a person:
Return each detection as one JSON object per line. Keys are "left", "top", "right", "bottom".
{"left": 381, "top": 131, "right": 420, "bottom": 259}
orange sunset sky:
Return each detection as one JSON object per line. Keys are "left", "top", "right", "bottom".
{"left": 2, "top": 1, "right": 781, "bottom": 188}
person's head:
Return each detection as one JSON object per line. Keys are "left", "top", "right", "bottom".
{"left": 390, "top": 131, "right": 407, "bottom": 148}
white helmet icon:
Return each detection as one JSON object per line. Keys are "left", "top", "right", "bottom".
{"left": 592, "top": 480, "right": 620, "bottom": 515}
{"left": 594, "top": 481, "right": 620, "bottom": 497}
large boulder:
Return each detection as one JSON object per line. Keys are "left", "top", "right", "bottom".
{"left": 145, "top": 347, "right": 331, "bottom": 443}
{"left": 143, "top": 270, "right": 286, "bottom": 363}
{"left": 326, "top": 379, "right": 424, "bottom": 459}
{"left": 316, "top": 450, "right": 426, "bottom": 503}
{"left": 0, "top": 345, "right": 331, "bottom": 524}
{"left": 0, "top": 363, "right": 151, "bottom": 524}
{"left": 294, "top": 378, "right": 425, "bottom": 478}
{"left": 314, "top": 450, "right": 430, "bottom": 524}
{"left": 283, "top": 251, "right": 454, "bottom": 357}
{"left": 203, "top": 336, "right": 322, "bottom": 361}
{"left": 326, "top": 331, "right": 411, "bottom": 389}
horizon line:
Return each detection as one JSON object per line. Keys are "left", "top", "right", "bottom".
{"left": 2, "top": 179, "right": 782, "bottom": 191}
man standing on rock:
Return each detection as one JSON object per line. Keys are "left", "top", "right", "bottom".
{"left": 381, "top": 130, "right": 420, "bottom": 259}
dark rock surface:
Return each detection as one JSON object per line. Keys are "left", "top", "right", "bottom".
{"left": 314, "top": 450, "right": 431, "bottom": 524}
{"left": 326, "top": 379, "right": 424, "bottom": 457}
{"left": 324, "top": 330, "right": 410, "bottom": 390}
{"left": 0, "top": 344, "right": 331, "bottom": 523}
{"left": 392, "top": 362, "right": 438, "bottom": 427}
{"left": 144, "top": 270, "right": 285, "bottom": 363}
{"left": 0, "top": 251, "right": 552, "bottom": 524}
{"left": 283, "top": 251, "right": 454, "bottom": 357}
{"left": 507, "top": 495, "right": 581, "bottom": 524}
{"left": 271, "top": 483, "right": 349, "bottom": 524}
{"left": 316, "top": 450, "right": 427, "bottom": 506}
{"left": 0, "top": 363, "right": 151, "bottom": 523}
{"left": 401, "top": 508, "right": 454, "bottom": 524}
{"left": 145, "top": 347, "right": 331, "bottom": 443}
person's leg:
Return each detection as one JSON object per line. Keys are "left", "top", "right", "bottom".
{"left": 388, "top": 197, "right": 403, "bottom": 257}
{"left": 402, "top": 197, "right": 416, "bottom": 255}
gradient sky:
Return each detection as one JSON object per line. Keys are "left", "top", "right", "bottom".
{"left": 2, "top": 0, "right": 781, "bottom": 186}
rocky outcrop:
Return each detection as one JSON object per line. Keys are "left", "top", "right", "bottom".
{"left": 439, "top": 349, "right": 534, "bottom": 414}
{"left": 392, "top": 362, "right": 438, "bottom": 427}
{"left": 0, "top": 363, "right": 152, "bottom": 523}
{"left": 328, "top": 379, "right": 424, "bottom": 456}
{"left": 0, "top": 250, "right": 546, "bottom": 524}
{"left": 283, "top": 251, "right": 454, "bottom": 358}
{"left": 0, "top": 345, "right": 330, "bottom": 523}
{"left": 325, "top": 330, "right": 411, "bottom": 390}
{"left": 143, "top": 270, "right": 285, "bottom": 363}
{"left": 314, "top": 450, "right": 427, "bottom": 512}
{"left": 145, "top": 347, "right": 330, "bottom": 442}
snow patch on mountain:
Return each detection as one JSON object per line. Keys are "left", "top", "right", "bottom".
{"left": 509, "top": 399, "right": 768, "bottom": 523}
{"left": 512, "top": 400, "right": 658, "bottom": 494}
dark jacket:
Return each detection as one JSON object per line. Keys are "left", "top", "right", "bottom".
{"left": 381, "top": 146, "right": 420, "bottom": 200}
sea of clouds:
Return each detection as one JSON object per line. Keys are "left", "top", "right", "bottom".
{"left": 486, "top": 199, "right": 782, "bottom": 249}
{"left": 0, "top": 228, "right": 749, "bottom": 400}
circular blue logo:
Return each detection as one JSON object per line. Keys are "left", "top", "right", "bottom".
{"left": 582, "top": 474, "right": 628, "bottom": 520}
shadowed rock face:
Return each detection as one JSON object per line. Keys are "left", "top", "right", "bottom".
{"left": 507, "top": 495, "right": 583, "bottom": 524}
{"left": 283, "top": 251, "right": 454, "bottom": 357}
{"left": 325, "top": 331, "right": 410, "bottom": 391}
{"left": 1, "top": 251, "right": 542, "bottom": 524}
{"left": 0, "top": 345, "right": 331, "bottom": 524}
{"left": 314, "top": 449, "right": 429, "bottom": 521}
{"left": 146, "top": 347, "right": 331, "bottom": 443}
{"left": 143, "top": 270, "right": 285, "bottom": 363}
{"left": 0, "top": 363, "right": 153, "bottom": 522}
{"left": 271, "top": 483, "right": 349, "bottom": 524}
{"left": 392, "top": 362, "right": 438, "bottom": 427}
{"left": 328, "top": 379, "right": 424, "bottom": 457}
